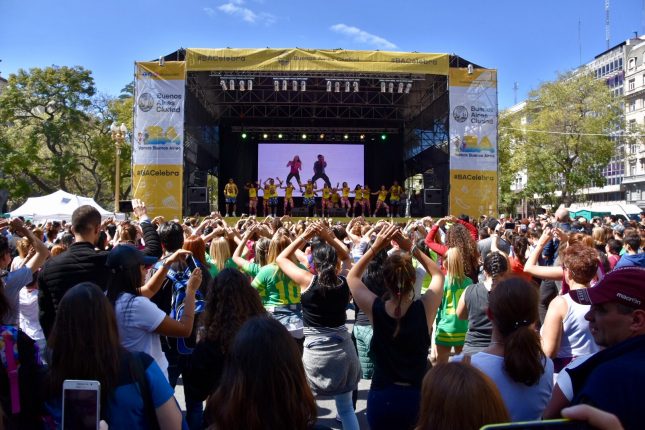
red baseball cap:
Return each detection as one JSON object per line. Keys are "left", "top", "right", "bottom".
{"left": 570, "top": 267, "right": 645, "bottom": 310}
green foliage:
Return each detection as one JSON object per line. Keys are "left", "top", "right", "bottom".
{"left": 0, "top": 66, "right": 134, "bottom": 208}
{"left": 500, "top": 71, "right": 621, "bottom": 207}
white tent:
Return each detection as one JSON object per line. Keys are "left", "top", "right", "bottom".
{"left": 10, "top": 190, "right": 120, "bottom": 222}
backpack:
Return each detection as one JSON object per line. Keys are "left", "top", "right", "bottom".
{"left": 154, "top": 262, "right": 205, "bottom": 354}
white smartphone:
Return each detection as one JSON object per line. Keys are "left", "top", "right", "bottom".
{"left": 62, "top": 380, "right": 100, "bottom": 430}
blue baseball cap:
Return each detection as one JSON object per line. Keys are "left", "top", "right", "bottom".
{"left": 106, "top": 244, "right": 158, "bottom": 269}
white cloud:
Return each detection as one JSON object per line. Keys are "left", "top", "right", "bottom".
{"left": 216, "top": 1, "right": 275, "bottom": 25}
{"left": 203, "top": 7, "right": 215, "bottom": 16}
{"left": 330, "top": 24, "right": 397, "bottom": 50}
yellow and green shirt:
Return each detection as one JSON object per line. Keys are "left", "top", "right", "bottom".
{"left": 251, "top": 263, "right": 307, "bottom": 306}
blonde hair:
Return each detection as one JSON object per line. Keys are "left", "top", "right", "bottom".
{"left": 209, "top": 236, "right": 231, "bottom": 272}
{"left": 444, "top": 247, "right": 466, "bottom": 284}
{"left": 16, "top": 238, "right": 30, "bottom": 258}
{"left": 267, "top": 234, "right": 292, "bottom": 264}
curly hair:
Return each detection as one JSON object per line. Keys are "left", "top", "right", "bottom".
{"left": 445, "top": 224, "right": 479, "bottom": 281}
{"left": 200, "top": 269, "right": 266, "bottom": 354}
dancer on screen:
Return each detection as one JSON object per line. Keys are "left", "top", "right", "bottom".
{"left": 311, "top": 154, "right": 331, "bottom": 188}
{"left": 280, "top": 179, "right": 296, "bottom": 216}
{"left": 389, "top": 180, "right": 404, "bottom": 217}
{"left": 340, "top": 182, "right": 352, "bottom": 217}
{"left": 285, "top": 155, "right": 303, "bottom": 187}
{"left": 245, "top": 181, "right": 258, "bottom": 216}
{"left": 372, "top": 185, "right": 390, "bottom": 217}
{"left": 224, "top": 178, "right": 238, "bottom": 217}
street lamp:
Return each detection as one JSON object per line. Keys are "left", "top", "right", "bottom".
{"left": 110, "top": 122, "right": 128, "bottom": 212}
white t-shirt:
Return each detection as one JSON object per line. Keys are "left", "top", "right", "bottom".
{"left": 19, "top": 288, "right": 44, "bottom": 342}
{"left": 471, "top": 352, "right": 554, "bottom": 421}
{"left": 114, "top": 293, "right": 168, "bottom": 379}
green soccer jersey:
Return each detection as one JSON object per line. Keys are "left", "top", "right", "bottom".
{"left": 251, "top": 263, "right": 307, "bottom": 306}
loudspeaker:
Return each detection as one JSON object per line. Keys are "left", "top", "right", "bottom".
{"left": 188, "top": 187, "right": 208, "bottom": 203}
{"left": 424, "top": 188, "right": 443, "bottom": 205}
{"left": 328, "top": 207, "right": 347, "bottom": 217}
{"left": 291, "top": 207, "right": 308, "bottom": 217}
{"left": 188, "top": 202, "right": 209, "bottom": 216}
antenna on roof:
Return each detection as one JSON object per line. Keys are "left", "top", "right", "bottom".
{"left": 605, "top": 0, "right": 610, "bottom": 49}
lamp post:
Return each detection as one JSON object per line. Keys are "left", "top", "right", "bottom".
{"left": 110, "top": 122, "right": 128, "bottom": 213}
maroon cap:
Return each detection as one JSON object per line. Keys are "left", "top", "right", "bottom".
{"left": 570, "top": 267, "right": 645, "bottom": 309}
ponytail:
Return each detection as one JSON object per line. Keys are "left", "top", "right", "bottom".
{"left": 383, "top": 252, "right": 416, "bottom": 338}
{"left": 488, "top": 276, "right": 544, "bottom": 386}
{"left": 311, "top": 240, "right": 339, "bottom": 291}
{"left": 483, "top": 251, "right": 509, "bottom": 289}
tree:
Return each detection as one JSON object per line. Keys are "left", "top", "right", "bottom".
{"left": 0, "top": 66, "right": 133, "bottom": 207}
{"left": 514, "top": 71, "right": 622, "bottom": 206}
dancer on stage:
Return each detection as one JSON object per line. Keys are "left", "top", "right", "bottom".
{"left": 224, "top": 178, "right": 238, "bottom": 217}
{"left": 330, "top": 185, "right": 341, "bottom": 210}
{"left": 245, "top": 181, "right": 258, "bottom": 216}
{"left": 264, "top": 178, "right": 279, "bottom": 217}
{"left": 340, "top": 182, "right": 352, "bottom": 216}
{"left": 352, "top": 184, "right": 364, "bottom": 216}
{"left": 301, "top": 179, "right": 317, "bottom": 217}
{"left": 286, "top": 155, "right": 303, "bottom": 187}
{"left": 372, "top": 185, "right": 390, "bottom": 217}
{"left": 389, "top": 180, "right": 404, "bottom": 217}
{"left": 259, "top": 179, "right": 271, "bottom": 216}
{"left": 311, "top": 154, "right": 331, "bottom": 188}
{"left": 280, "top": 179, "right": 296, "bottom": 216}
{"left": 362, "top": 184, "right": 372, "bottom": 215}
{"left": 320, "top": 183, "right": 333, "bottom": 217}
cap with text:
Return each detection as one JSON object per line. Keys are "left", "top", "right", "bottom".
{"left": 570, "top": 267, "right": 645, "bottom": 310}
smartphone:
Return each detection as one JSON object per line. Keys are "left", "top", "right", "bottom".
{"left": 186, "top": 255, "right": 199, "bottom": 271}
{"left": 62, "top": 380, "right": 100, "bottom": 430}
{"left": 504, "top": 222, "right": 516, "bottom": 230}
{"left": 118, "top": 200, "right": 133, "bottom": 213}
{"left": 481, "top": 419, "right": 592, "bottom": 429}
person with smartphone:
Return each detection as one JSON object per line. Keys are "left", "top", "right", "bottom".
{"left": 47, "top": 282, "right": 184, "bottom": 429}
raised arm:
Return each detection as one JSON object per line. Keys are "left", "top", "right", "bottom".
{"left": 12, "top": 219, "right": 49, "bottom": 273}
{"left": 424, "top": 219, "right": 449, "bottom": 257}
{"left": 523, "top": 227, "right": 563, "bottom": 280}
{"left": 140, "top": 250, "right": 193, "bottom": 299}
{"left": 232, "top": 226, "right": 255, "bottom": 269}
{"left": 154, "top": 268, "right": 201, "bottom": 337}
{"left": 275, "top": 224, "right": 316, "bottom": 289}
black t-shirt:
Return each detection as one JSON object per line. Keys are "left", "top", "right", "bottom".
{"left": 370, "top": 298, "right": 431, "bottom": 389}
{"left": 301, "top": 275, "right": 349, "bottom": 328}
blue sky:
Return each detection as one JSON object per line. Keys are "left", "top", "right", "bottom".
{"left": 1, "top": 0, "right": 642, "bottom": 108}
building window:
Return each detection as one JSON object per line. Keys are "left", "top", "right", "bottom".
{"left": 630, "top": 160, "right": 637, "bottom": 176}
{"left": 629, "top": 79, "right": 636, "bottom": 91}
{"left": 629, "top": 57, "right": 637, "bottom": 70}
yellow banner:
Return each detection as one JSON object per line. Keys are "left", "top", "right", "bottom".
{"left": 136, "top": 62, "right": 186, "bottom": 81}
{"left": 132, "top": 164, "right": 183, "bottom": 220}
{"left": 185, "top": 48, "right": 449, "bottom": 75}
{"left": 449, "top": 170, "right": 498, "bottom": 218}
{"left": 448, "top": 68, "right": 497, "bottom": 87}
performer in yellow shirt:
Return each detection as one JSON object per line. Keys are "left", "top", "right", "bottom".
{"left": 371, "top": 185, "right": 390, "bottom": 217}
{"left": 389, "top": 180, "right": 404, "bottom": 217}
{"left": 264, "top": 177, "right": 279, "bottom": 217}
{"left": 280, "top": 178, "right": 296, "bottom": 216}
{"left": 363, "top": 184, "right": 372, "bottom": 215}
{"left": 321, "top": 183, "right": 332, "bottom": 217}
{"left": 301, "top": 180, "right": 317, "bottom": 217}
{"left": 224, "top": 178, "right": 239, "bottom": 217}
{"left": 340, "top": 182, "right": 351, "bottom": 216}
{"left": 245, "top": 181, "right": 258, "bottom": 216}
{"left": 352, "top": 185, "right": 364, "bottom": 217}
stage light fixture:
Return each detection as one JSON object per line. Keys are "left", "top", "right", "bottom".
{"left": 343, "top": 134, "right": 349, "bottom": 140}
{"left": 220, "top": 80, "right": 228, "bottom": 90}
{"left": 360, "top": 134, "right": 365, "bottom": 140}
{"left": 248, "top": 80, "right": 253, "bottom": 91}
{"left": 353, "top": 81, "right": 359, "bottom": 92}
{"left": 334, "top": 82, "right": 340, "bottom": 93}
{"left": 398, "top": 82, "right": 404, "bottom": 93}
{"left": 263, "top": 133, "right": 268, "bottom": 139}
{"left": 388, "top": 82, "right": 394, "bottom": 93}
{"left": 239, "top": 80, "right": 245, "bottom": 91}
{"left": 302, "top": 133, "right": 307, "bottom": 140}
{"left": 292, "top": 80, "right": 298, "bottom": 91}
{"left": 241, "top": 133, "right": 247, "bottom": 139}
{"left": 319, "top": 133, "right": 325, "bottom": 139}
{"left": 301, "top": 80, "right": 306, "bottom": 91}
{"left": 345, "top": 81, "right": 350, "bottom": 92}
{"left": 380, "top": 81, "right": 386, "bottom": 93}
{"left": 274, "top": 80, "right": 280, "bottom": 91}
{"left": 278, "top": 133, "right": 283, "bottom": 139}
{"left": 381, "top": 134, "right": 387, "bottom": 141}
{"left": 405, "top": 82, "right": 412, "bottom": 94}
{"left": 282, "top": 80, "right": 288, "bottom": 91}
{"left": 326, "top": 81, "right": 332, "bottom": 92}
{"left": 229, "top": 79, "right": 235, "bottom": 90}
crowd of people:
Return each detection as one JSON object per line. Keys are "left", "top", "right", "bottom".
{"left": 0, "top": 201, "right": 643, "bottom": 429}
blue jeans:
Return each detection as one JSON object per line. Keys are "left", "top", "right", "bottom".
{"left": 167, "top": 351, "right": 203, "bottom": 430}
{"left": 335, "top": 391, "right": 359, "bottom": 430}
{"left": 367, "top": 384, "right": 421, "bottom": 430}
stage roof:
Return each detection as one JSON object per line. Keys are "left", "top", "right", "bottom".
{"left": 161, "top": 48, "right": 481, "bottom": 75}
